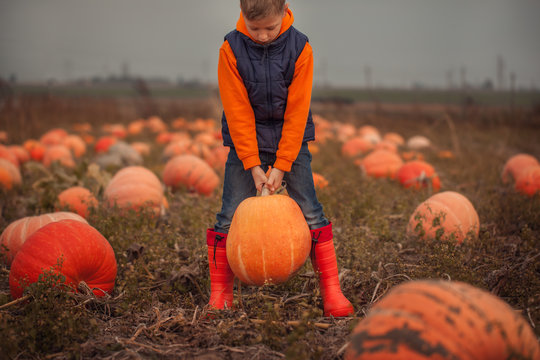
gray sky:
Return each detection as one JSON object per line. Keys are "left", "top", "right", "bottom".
{"left": 1, "top": 0, "right": 540, "bottom": 89}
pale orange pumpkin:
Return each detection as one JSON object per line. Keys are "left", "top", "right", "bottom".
{"left": 382, "top": 132, "right": 405, "bottom": 146}
{"left": 407, "top": 191, "right": 479, "bottom": 244}
{"left": 0, "top": 211, "right": 87, "bottom": 265}
{"left": 0, "top": 158, "right": 22, "bottom": 190}
{"left": 0, "top": 144, "right": 19, "bottom": 168}
{"left": 40, "top": 128, "right": 68, "bottom": 146}
{"left": 104, "top": 166, "right": 165, "bottom": 216}
{"left": 359, "top": 149, "right": 403, "bottom": 179}
{"left": 57, "top": 186, "right": 98, "bottom": 218}
{"left": 62, "top": 134, "right": 87, "bottom": 158}
{"left": 7, "top": 145, "right": 30, "bottom": 165}
{"left": 42, "top": 144, "right": 75, "bottom": 168}
{"left": 226, "top": 192, "right": 311, "bottom": 286}
{"left": 163, "top": 154, "right": 219, "bottom": 196}
{"left": 342, "top": 137, "right": 374, "bottom": 157}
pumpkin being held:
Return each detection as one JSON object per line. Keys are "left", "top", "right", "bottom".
{"left": 226, "top": 192, "right": 311, "bottom": 286}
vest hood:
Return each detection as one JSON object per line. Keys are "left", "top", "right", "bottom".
{"left": 236, "top": 8, "right": 294, "bottom": 42}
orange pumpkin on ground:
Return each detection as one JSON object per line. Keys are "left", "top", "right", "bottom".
{"left": 42, "top": 144, "right": 76, "bottom": 168}
{"left": 312, "top": 172, "right": 329, "bottom": 189}
{"left": 359, "top": 149, "right": 403, "bottom": 179}
{"left": 57, "top": 186, "right": 98, "bottom": 218}
{"left": 226, "top": 192, "right": 311, "bottom": 286}
{"left": 62, "top": 134, "right": 87, "bottom": 158}
{"left": 163, "top": 154, "right": 219, "bottom": 196}
{"left": 382, "top": 132, "right": 405, "bottom": 146}
{"left": 342, "top": 137, "right": 374, "bottom": 157}
{"left": 345, "top": 280, "right": 540, "bottom": 360}
{"left": 397, "top": 160, "right": 441, "bottom": 191}
{"left": 0, "top": 144, "right": 19, "bottom": 168}
{"left": 0, "top": 211, "right": 87, "bottom": 265}
{"left": 358, "top": 125, "right": 381, "bottom": 144}
{"left": 104, "top": 166, "right": 165, "bottom": 216}
{"left": 40, "top": 128, "right": 68, "bottom": 146}
{"left": 94, "top": 136, "right": 118, "bottom": 154}
{"left": 407, "top": 191, "right": 479, "bottom": 244}
{"left": 0, "top": 158, "right": 22, "bottom": 190}
{"left": 8, "top": 145, "right": 30, "bottom": 165}
{"left": 501, "top": 153, "right": 539, "bottom": 184}
{"left": 514, "top": 164, "right": 540, "bottom": 197}
{"left": 9, "top": 219, "right": 117, "bottom": 299}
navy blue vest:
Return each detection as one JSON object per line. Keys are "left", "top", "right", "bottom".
{"left": 221, "top": 26, "right": 315, "bottom": 153}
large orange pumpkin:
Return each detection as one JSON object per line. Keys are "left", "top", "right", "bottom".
{"left": 502, "top": 153, "right": 539, "bottom": 184}
{"left": 57, "top": 186, "right": 99, "bottom": 218}
{"left": 104, "top": 166, "right": 165, "bottom": 216}
{"left": 162, "top": 154, "right": 219, "bottom": 196}
{"left": 407, "top": 191, "right": 479, "bottom": 244}
{"left": 9, "top": 219, "right": 117, "bottom": 299}
{"left": 359, "top": 149, "right": 404, "bottom": 179}
{"left": 226, "top": 193, "right": 311, "bottom": 286}
{"left": 397, "top": 160, "right": 441, "bottom": 191}
{"left": 0, "top": 211, "right": 87, "bottom": 265}
{"left": 345, "top": 280, "right": 540, "bottom": 360}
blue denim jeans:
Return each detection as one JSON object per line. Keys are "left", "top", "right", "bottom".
{"left": 214, "top": 143, "right": 329, "bottom": 233}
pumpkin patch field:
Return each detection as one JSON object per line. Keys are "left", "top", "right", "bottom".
{"left": 0, "top": 94, "right": 539, "bottom": 359}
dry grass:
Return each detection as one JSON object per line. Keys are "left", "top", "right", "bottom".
{"left": 0, "top": 94, "right": 539, "bottom": 359}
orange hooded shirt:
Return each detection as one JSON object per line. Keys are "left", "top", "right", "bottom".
{"left": 217, "top": 8, "right": 314, "bottom": 172}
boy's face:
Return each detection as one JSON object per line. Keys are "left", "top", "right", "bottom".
{"left": 242, "top": 5, "right": 288, "bottom": 45}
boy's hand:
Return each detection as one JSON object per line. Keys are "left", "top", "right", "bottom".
{"left": 250, "top": 166, "right": 268, "bottom": 193}
{"left": 265, "top": 167, "right": 285, "bottom": 194}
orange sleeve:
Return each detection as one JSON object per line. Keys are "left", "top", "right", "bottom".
{"left": 273, "top": 42, "right": 314, "bottom": 172}
{"left": 218, "top": 40, "right": 261, "bottom": 170}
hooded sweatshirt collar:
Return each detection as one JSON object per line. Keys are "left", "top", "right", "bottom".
{"left": 236, "top": 8, "right": 294, "bottom": 42}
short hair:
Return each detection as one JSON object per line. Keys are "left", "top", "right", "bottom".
{"left": 240, "top": 0, "right": 286, "bottom": 21}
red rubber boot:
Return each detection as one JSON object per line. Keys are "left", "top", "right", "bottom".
{"left": 310, "top": 223, "right": 354, "bottom": 317}
{"left": 207, "top": 229, "right": 234, "bottom": 309}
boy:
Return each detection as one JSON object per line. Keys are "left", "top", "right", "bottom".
{"left": 206, "top": 0, "right": 353, "bottom": 318}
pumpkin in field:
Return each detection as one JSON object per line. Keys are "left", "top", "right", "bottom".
{"left": 40, "top": 128, "right": 68, "bottom": 146}
{"left": 226, "top": 192, "right": 311, "bottom": 286}
{"left": 94, "top": 136, "right": 118, "bottom": 154}
{"left": 345, "top": 280, "right": 540, "bottom": 360}
{"left": 0, "top": 144, "right": 19, "bottom": 168}
{"left": 104, "top": 166, "right": 165, "bottom": 216}
{"left": 42, "top": 144, "right": 76, "bottom": 168}
{"left": 0, "top": 211, "right": 87, "bottom": 266}
{"left": 9, "top": 219, "right": 117, "bottom": 299}
{"left": 8, "top": 145, "right": 30, "bottom": 165}
{"left": 501, "top": 153, "right": 539, "bottom": 184}
{"left": 382, "top": 132, "right": 405, "bottom": 146}
{"left": 163, "top": 154, "right": 219, "bottom": 196}
{"left": 407, "top": 191, "right": 479, "bottom": 244}
{"left": 358, "top": 125, "right": 381, "bottom": 144}
{"left": 62, "top": 134, "right": 87, "bottom": 158}
{"left": 342, "top": 137, "right": 374, "bottom": 158}
{"left": 358, "top": 149, "right": 403, "bottom": 179}
{"left": 514, "top": 164, "right": 540, "bottom": 197}
{"left": 312, "top": 172, "right": 329, "bottom": 189}
{"left": 0, "top": 158, "right": 22, "bottom": 190}
{"left": 396, "top": 160, "right": 441, "bottom": 191}
{"left": 57, "top": 186, "right": 98, "bottom": 218}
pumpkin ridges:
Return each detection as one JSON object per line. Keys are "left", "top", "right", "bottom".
{"left": 346, "top": 280, "right": 540, "bottom": 360}
{"left": 227, "top": 194, "right": 311, "bottom": 286}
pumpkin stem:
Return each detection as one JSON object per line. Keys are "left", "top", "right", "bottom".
{"left": 261, "top": 187, "right": 271, "bottom": 196}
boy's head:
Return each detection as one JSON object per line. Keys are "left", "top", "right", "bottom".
{"left": 240, "top": 0, "right": 288, "bottom": 45}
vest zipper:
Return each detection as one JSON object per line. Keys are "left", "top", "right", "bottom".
{"left": 263, "top": 44, "right": 272, "bottom": 122}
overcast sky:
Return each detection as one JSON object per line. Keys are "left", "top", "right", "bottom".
{"left": 1, "top": 0, "right": 539, "bottom": 89}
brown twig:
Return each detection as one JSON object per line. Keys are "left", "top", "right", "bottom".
{"left": 0, "top": 295, "right": 30, "bottom": 309}
{"left": 250, "top": 318, "right": 333, "bottom": 329}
